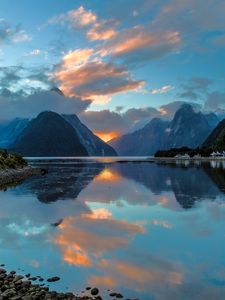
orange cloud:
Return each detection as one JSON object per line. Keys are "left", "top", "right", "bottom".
{"left": 94, "top": 131, "right": 120, "bottom": 142}
{"left": 81, "top": 208, "right": 112, "bottom": 219}
{"left": 87, "top": 19, "right": 118, "bottom": 41}
{"left": 61, "top": 49, "right": 93, "bottom": 68}
{"left": 99, "top": 27, "right": 180, "bottom": 61}
{"left": 54, "top": 57, "right": 144, "bottom": 104}
{"left": 54, "top": 212, "right": 144, "bottom": 267}
{"left": 89, "top": 275, "right": 118, "bottom": 288}
{"left": 89, "top": 258, "right": 183, "bottom": 291}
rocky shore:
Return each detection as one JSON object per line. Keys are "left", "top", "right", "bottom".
{"left": 0, "top": 267, "right": 135, "bottom": 300}
{"left": 0, "top": 167, "right": 43, "bottom": 189}
{"left": 0, "top": 268, "right": 98, "bottom": 300}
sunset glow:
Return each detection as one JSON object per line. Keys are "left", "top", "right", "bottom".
{"left": 94, "top": 131, "right": 120, "bottom": 142}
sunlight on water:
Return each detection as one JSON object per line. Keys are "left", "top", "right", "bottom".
{"left": 0, "top": 159, "right": 225, "bottom": 299}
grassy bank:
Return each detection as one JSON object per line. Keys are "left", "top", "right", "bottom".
{"left": 0, "top": 150, "right": 42, "bottom": 188}
{"left": 0, "top": 149, "right": 27, "bottom": 170}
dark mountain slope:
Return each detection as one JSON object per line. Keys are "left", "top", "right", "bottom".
{"left": 202, "top": 119, "right": 225, "bottom": 150}
{"left": 12, "top": 111, "right": 88, "bottom": 157}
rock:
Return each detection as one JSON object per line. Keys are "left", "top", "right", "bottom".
{"left": 46, "top": 276, "right": 60, "bottom": 282}
{"left": 91, "top": 287, "right": 99, "bottom": 295}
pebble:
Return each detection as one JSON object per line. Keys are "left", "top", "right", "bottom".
{"left": 47, "top": 276, "right": 60, "bottom": 282}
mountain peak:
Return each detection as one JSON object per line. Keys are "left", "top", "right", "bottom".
{"left": 12, "top": 111, "right": 88, "bottom": 157}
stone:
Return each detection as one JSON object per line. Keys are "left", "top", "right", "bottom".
{"left": 91, "top": 287, "right": 99, "bottom": 296}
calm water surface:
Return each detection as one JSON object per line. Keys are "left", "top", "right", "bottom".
{"left": 1, "top": 158, "right": 225, "bottom": 300}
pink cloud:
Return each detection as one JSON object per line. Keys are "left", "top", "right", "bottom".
{"left": 98, "top": 26, "right": 180, "bottom": 62}
{"left": 54, "top": 50, "right": 144, "bottom": 104}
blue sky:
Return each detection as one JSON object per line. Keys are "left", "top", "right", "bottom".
{"left": 0, "top": 0, "right": 225, "bottom": 139}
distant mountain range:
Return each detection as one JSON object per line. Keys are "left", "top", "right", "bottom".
{"left": 109, "top": 118, "right": 169, "bottom": 156}
{"left": 0, "top": 102, "right": 223, "bottom": 157}
{"left": 110, "top": 104, "right": 220, "bottom": 156}
{"left": 0, "top": 111, "right": 116, "bottom": 157}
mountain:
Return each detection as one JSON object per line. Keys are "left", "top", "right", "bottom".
{"left": 202, "top": 119, "right": 225, "bottom": 150}
{"left": 110, "top": 104, "right": 218, "bottom": 156}
{"left": 109, "top": 118, "right": 169, "bottom": 156}
{"left": 0, "top": 118, "right": 29, "bottom": 148}
{"left": 62, "top": 114, "right": 117, "bottom": 156}
{"left": 12, "top": 111, "right": 88, "bottom": 157}
{"left": 165, "top": 104, "right": 215, "bottom": 149}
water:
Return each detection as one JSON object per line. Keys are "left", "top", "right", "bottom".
{"left": 1, "top": 158, "right": 225, "bottom": 300}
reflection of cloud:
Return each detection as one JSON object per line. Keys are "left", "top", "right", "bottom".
{"left": 54, "top": 212, "right": 144, "bottom": 267}
{"left": 89, "top": 258, "right": 183, "bottom": 291}
{"left": 7, "top": 220, "right": 48, "bottom": 236}
{"left": 82, "top": 208, "right": 112, "bottom": 220}
{"left": 151, "top": 219, "right": 173, "bottom": 229}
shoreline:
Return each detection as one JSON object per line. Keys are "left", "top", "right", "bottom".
{"left": 0, "top": 267, "right": 96, "bottom": 300}
{"left": 147, "top": 156, "right": 225, "bottom": 162}
{"left": 0, "top": 166, "right": 43, "bottom": 189}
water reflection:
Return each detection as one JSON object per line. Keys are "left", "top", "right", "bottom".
{"left": 0, "top": 159, "right": 225, "bottom": 299}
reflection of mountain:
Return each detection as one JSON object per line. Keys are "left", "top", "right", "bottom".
{"left": 203, "top": 164, "right": 225, "bottom": 195}
{"left": 115, "top": 162, "right": 222, "bottom": 208}
{"left": 21, "top": 161, "right": 104, "bottom": 203}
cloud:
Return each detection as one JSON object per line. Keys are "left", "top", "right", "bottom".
{"left": 26, "top": 49, "right": 41, "bottom": 56}
{"left": 178, "top": 77, "right": 212, "bottom": 101}
{"left": 12, "top": 30, "right": 31, "bottom": 43}
{"left": 48, "top": 6, "right": 118, "bottom": 42}
{"left": 177, "top": 78, "right": 225, "bottom": 111}
{"left": 68, "top": 6, "right": 97, "bottom": 28}
{"left": 0, "top": 90, "right": 90, "bottom": 120}
{"left": 0, "top": 20, "right": 31, "bottom": 45}
{"left": 151, "top": 219, "right": 173, "bottom": 229}
{"left": 48, "top": 6, "right": 96, "bottom": 28}
{"left": 204, "top": 91, "right": 225, "bottom": 110}
{"left": 87, "top": 19, "right": 118, "bottom": 41}
{"left": 151, "top": 85, "right": 174, "bottom": 94}
{"left": 153, "top": 0, "right": 225, "bottom": 49}
{"left": 79, "top": 106, "right": 161, "bottom": 137}
{"left": 79, "top": 102, "right": 196, "bottom": 137}
{"left": 53, "top": 48, "right": 144, "bottom": 104}
{"left": 98, "top": 26, "right": 180, "bottom": 66}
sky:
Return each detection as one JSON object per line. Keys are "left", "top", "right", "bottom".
{"left": 0, "top": 0, "right": 225, "bottom": 141}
